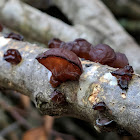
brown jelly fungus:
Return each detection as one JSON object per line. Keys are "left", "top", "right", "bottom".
{"left": 58, "top": 38, "right": 92, "bottom": 60}
{"left": 4, "top": 32, "right": 24, "bottom": 41}
{"left": 51, "top": 90, "right": 66, "bottom": 105}
{"left": 108, "top": 52, "right": 129, "bottom": 68}
{"left": 0, "top": 23, "right": 3, "bottom": 32}
{"left": 92, "top": 102, "right": 106, "bottom": 111}
{"left": 36, "top": 48, "right": 83, "bottom": 88}
{"left": 48, "top": 38, "right": 63, "bottom": 48}
{"left": 47, "top": 38, "right": 130, "bottom": 69}
{"left": 89, "top": 44, "right": 116, "bottom": 65}
{"left": 111, "top": 65, "right": 134, "bottom": 90}
{"left": 73, "top": 38, "right": 92, "bottom": 59}
{"left": 4, "top": 49, "right": 22, "bottom": 65}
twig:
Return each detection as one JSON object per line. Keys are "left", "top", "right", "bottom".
{"left": 44, "top": 115, "right": 54, "bottom": 139}
{"left": 52, "top": 130, "right": 76, "bottom": 140}
{"left": 0, "top": 122, "right": 19, "bottom": 137}
{"left": 0, "top": 0, "right": 87, "bottom": 44}
{"left": 0, "top": 100, "right": 31, "bottom": 130}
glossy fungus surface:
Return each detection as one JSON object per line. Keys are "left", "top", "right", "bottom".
{"left": 36, "top": 48, "right": 83, "bottom": 87}
{"left": 48, "top": 38, "right": 63, "bottom": 48}
{"left": 4, "top": 49, "right": 22, "bottom": 65}
{"left": 47, "top": 38, "right": 130, "bottom": 69}
{"left": 73, "top": 38, "right": 92, "bottom": 59}
{"left": 111, "top": 65, "right": 134, "bottom": 90}
{"left": 89, "top": 44, "right": 116, "bottom": 65}
{"left": 4, "top": 32, "right": 24, "bottom": 41}
{"left": 108, "top": 52, "right": 129, "bottom": 68}
{"left": 0, "top": 23, "right": 3, "bottom": 32}
{"left": 51, "top": 90, "right": 66, "bottom": 105}
{"left": 92, "top": 102, "right": 106, "bottom": 111}
{"left": 58, "top": 38, "right": 92, "bottom": 60}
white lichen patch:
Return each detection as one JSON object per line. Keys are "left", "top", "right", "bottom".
{"left": 101, "top": 72, "right": 117, "bottom": 86}
{"left": 82, "top": 65, "right": 99, "bottom": 79}
{"left": 0, "top": 37, "right": 11, "bottom": 48}
{"left": 77, "top": 66, "right": 100, "bottom": 106}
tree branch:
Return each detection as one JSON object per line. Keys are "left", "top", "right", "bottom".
{"left": 0, "top": 35, "right": 140, "bottom": 138}
{"left": 0, "top": 0, "right": 91, "bottom": 44}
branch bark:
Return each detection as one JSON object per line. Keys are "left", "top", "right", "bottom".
{"left": 0, "top": 35, "right": 140, "bottom": 138}
{"left": 0, "top": 0, "right": 92, "bottom": 44}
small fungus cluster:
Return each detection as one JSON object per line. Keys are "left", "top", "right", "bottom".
{"left": 111, "top": 65, "right": 134, "bottom": 90}
{"left": 3, "top": 32, "right": 24, "bottom": 65}
{"left": 4, "top": 49, "right": 22, "bottom": 65}
{"left": 36, "top": 48, "right": 83, "bottom": 88}
{"left": 46, "top": 38, "right": 133, "bottom": 89}
{"left": 4, "top": 32, "right": 24, "bottom": 41}
{"left": 50, "top": 90, "right": 67, "bottom": 105}
{"left": 92, "top": 102, "right": 106, "bottom": 111}
{"left": 48, "top": 38, "right": 129, "bottom": 68}
{"left": 92, "top": 102, "right": 114, "bottom": 127}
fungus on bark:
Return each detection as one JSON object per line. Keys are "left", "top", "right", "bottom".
{"left": 48, "top": 38, "right": 63, "bottom": 48}
{"left": 89, "top": 44, "right": 116, "bottom": 65}
{"left": 3, "top": 49, "right": 22, "bottom": 65}
{"left": 36, "top": 48, "right": 83, "bottom": 87}
{"left": 111, "top": 65, "right": 134, "bottom": 90}
{"left": 72, "top": 38, "right": 92, "bottom": 59}
{"left": 4, "top": 32, "right": 24, "bottom": 41}
{"left": 51, "top": 90, "right": 67, "bottom": 105}
{"left": 108, "top": 52, "right": 129, "bottom": 68}
{"left": 92, "top": 102, "right": 106, "bottom": 111}
{"left": 49, "top": 38, "right": 92, "bottom": 60}
{"left": 47, "top": 38, "right": 130, "bottom": 69}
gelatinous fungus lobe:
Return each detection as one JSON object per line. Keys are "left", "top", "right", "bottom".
{"left": 4, "top": 49, "right": 22, "bottom": 65}
{"left": 89, "top": 44, "right": 116, "bottom": 65}
{"left": 111, "top": 65, "right": 134, "bottom": 90}
{"left": 4, "top": 32, "right": 24, "bottom": 41}
{"left": 48, "top": 38, "right": 63, "bottom": 48}
{"left": 73, "top": 38, "right": 92, "bottom": 59}
{"left": 51, "top": 90, "right": 66, "bottom": 105}
{"left": 0, "top": 23, "right": 3, "bottom": 32}
{"left": 92, "top": 102, "right": 106, "bottom": 111}
{"left": 36, "top": 48, "right": 83, "bottom": 88}
{"left": 48, "top": 38, "right": 92, "bottom": 60}
{"left": 108, "top": 52, "right": 129, "bottom": 68}
{"left": 59, "top": 38, "right": 92, "bottom": 60}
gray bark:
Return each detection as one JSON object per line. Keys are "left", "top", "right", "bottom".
{"left": 0, "top": 35, "right": 140, "bottom": 138}
{"left": 0, "top": 0, "right": 92, "bottom": 44}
